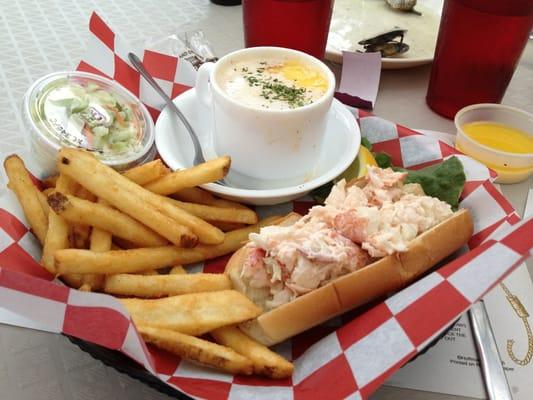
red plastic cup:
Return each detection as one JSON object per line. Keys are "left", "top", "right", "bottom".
{"left": 426, "top": 0, "right": 533, "bottom": 119}
{"left": 242, "top": 0, "right": 334, "bottom": 59}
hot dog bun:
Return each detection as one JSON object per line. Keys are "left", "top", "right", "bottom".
{"left": 225, "top": 208, "right": 473, "bottom": 346}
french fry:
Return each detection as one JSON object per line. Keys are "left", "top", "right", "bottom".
{"left": 169, "top": 265, "right": 187, "bottom": 274}
{"left": 104, "top": 273, "right": 231, "bottom": 297}
{"left": 209, "top": 198, "right": 250, "bottom": 210}
{"left": 64, "top": 175, "right": 97, "bottom": 250}
{"left": 78, "top": 283, "right": 92, "bottom": 292}
{"left": 68, "top": 224, "right": 91, "bottom": 249}
{"left": 47, "top": 192, "right": 168, "bottom": 247}
{"left": 123, "top": 159, "right": 170, "bottom": 185}
{"left": 94, "top": 164, "right": 225, "bottom": 245}
{"left": 55, "top": 215, "right": 285, "bottom": 274}
{"left": 66, "top": 149, "right": 221, "bottom": 245}
{"left": 42, "top": 188, "right": 55, "bottom": 197}
{"left": 61, "top": 274, "right": 86, "bottom": 289}
{"left": 4, "top": 155, "right": 48, "bottom": 245}
{"left": 41, "top": 176, "right": 70, "bottom": 273}
{"left": 41, "top": 174, "right": 87, "bottom": 285}
{"left": 62, "top": 149, "right": 224, "bottom": 245}
{"left": 206, "top": 221, "right": 246, "bottom": 232}
{"left": 92, "top": 164, "right": 225, "bottom": 245}
{"left": 69, "top": 184, "right": 101, "bottom": 282}
{"left": 172, "top": 187, "right": 250, "bottom": 210}
{"left": 121, "top": 290, "right": 261, "bottom": 335}
{"left": 68, "top": 182, "right": 97, "bottom": 247}
{"left": 57, "top": 148, "right": 197, "bottom": 248}
{"left": 112, "top": 237, "right": 137, "bottom": 250}
{"left": 89, "top": 199, "right": 113, "bottom": 252}
{"left": 82, "top": 198, "right": 113, "bottom": 291}
{"left": 168, "top": 198, "right": 258, "bottom": 224}
{"left": 76, "top": 275, "right": 104, "bottom": 292}
{"left": 171, "top": 187, "right": 218, "bottom": 205}
{"left": 154, "top": 198, "right": 224, "bottom": 245}
{"left": 42, "top": 174, "right": 58, "bottom": 189}
{"left": 138, "top": 325, "right": 253, "bottom": 375}
{"left": 144, "top": 156, "right": 231, "bottom": 195}
{"left": 63, "top": 177, "right": 81, "bottom": 194}
{"left": 48, "top": 182, "right": 106, "bottom": 292}
{"left": 6, "top": 152, "right": 299, "bottom": 378}
{"left": 36, "top": 191, "right": 50, "bottom": 218}
{"left": 107, "top": 178, "right": 224, "bottom": 245}
{"left": 41, "top": 175, "right": 72, "bottom": 274}
{"left": 211, "top": 326, "right": 294, "bottom": 379}
{"left": 55, "top": 246, "right": 181, "bottom": 275}
{"left": 74, "top": 184, "right": 96, "bottom": 202}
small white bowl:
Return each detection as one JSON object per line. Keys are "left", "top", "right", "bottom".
{"left": 454, "top": 104, "right": 533, "bottom": 184}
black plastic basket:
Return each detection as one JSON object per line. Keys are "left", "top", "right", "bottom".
{"left": 66, "top": 335, "right": 192, "bottom": 399}
{"left": 66, "top": 317, "right": 457, "bottom": 399}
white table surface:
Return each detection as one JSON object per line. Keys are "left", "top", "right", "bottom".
{"left": 0, "top": 1, "right": 531, "bottom": 399}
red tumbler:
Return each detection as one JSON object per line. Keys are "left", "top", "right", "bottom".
{"left": 426, "top": 0, "right": 533, "bottom": 119}
{"left": 242, "top": 0, "right": 334, "bottom": 59}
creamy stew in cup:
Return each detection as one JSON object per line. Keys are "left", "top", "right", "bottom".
{"left": 196, "top": 47, "right": 335, "bottom": 183}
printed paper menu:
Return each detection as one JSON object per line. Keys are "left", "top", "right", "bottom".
{"left": 386, "top": 312, "right": 486, "bottom": 398}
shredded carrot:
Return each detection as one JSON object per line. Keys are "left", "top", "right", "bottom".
{"left": 83, "top": 125, "right": 94, "bottom": 147}
{"left": 115, "top": 110, "right": 125, "bottom": 127}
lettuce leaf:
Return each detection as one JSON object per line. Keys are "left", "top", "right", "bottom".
{"left": 361, "top": 137, "right": 373, "bottom": 150}
{"left": 374, "top": 152, "right": 392, "bottom": 168}
{"left": 397, "top": 156, "right": 466, "bottom": 210}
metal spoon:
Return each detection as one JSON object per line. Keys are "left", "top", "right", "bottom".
{"left": 128, "top": 52, "right": 206, "bottom": 166}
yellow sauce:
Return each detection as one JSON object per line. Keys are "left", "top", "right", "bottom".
{"left": 268, "top": 61, "right": 328, "bottom": 91}
{"left": 462, "top": 122, "right": 533, "bottom": 154}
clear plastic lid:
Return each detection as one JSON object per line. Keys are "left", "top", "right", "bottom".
{"left": 23, "top": 71, "right": 154, "bottom": 168}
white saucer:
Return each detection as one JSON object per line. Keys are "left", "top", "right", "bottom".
{"left": 155, "top": 88, "right": 360, "bottom": 205}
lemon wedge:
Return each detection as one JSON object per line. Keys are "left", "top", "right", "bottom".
{"left": 356, "top": 146, "right": 378, "bottom": 178}
{"left": 336, "top": 146, "right": 378, "bottom": 182}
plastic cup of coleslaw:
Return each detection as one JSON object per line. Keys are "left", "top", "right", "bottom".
{"left": 22, "top": 71, "right": 155, "bottom": 176}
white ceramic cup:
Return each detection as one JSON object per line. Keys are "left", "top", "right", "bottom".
{"left": 195, "top": 46, "right": 335, "bottom": 182}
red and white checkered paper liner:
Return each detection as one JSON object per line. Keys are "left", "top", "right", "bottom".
{"left": 77, "top": 13, "right": 194, "bottom": 123}
{"left": 1, "top": 12, "right": 532, "bottom": 400}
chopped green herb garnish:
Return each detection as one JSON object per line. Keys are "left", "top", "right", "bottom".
{"left": 239, "top": 63, "right": 313, "bottom": 108}
{"left": 261, "top": 81, "right": 307, "bottom": 107}
{"left": 246, "top": 75, "right": 259, "bottom": 85}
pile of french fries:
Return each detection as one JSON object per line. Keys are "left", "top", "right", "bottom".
{"left": 3, "top": 149, "right": 293, "bottom": 378}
